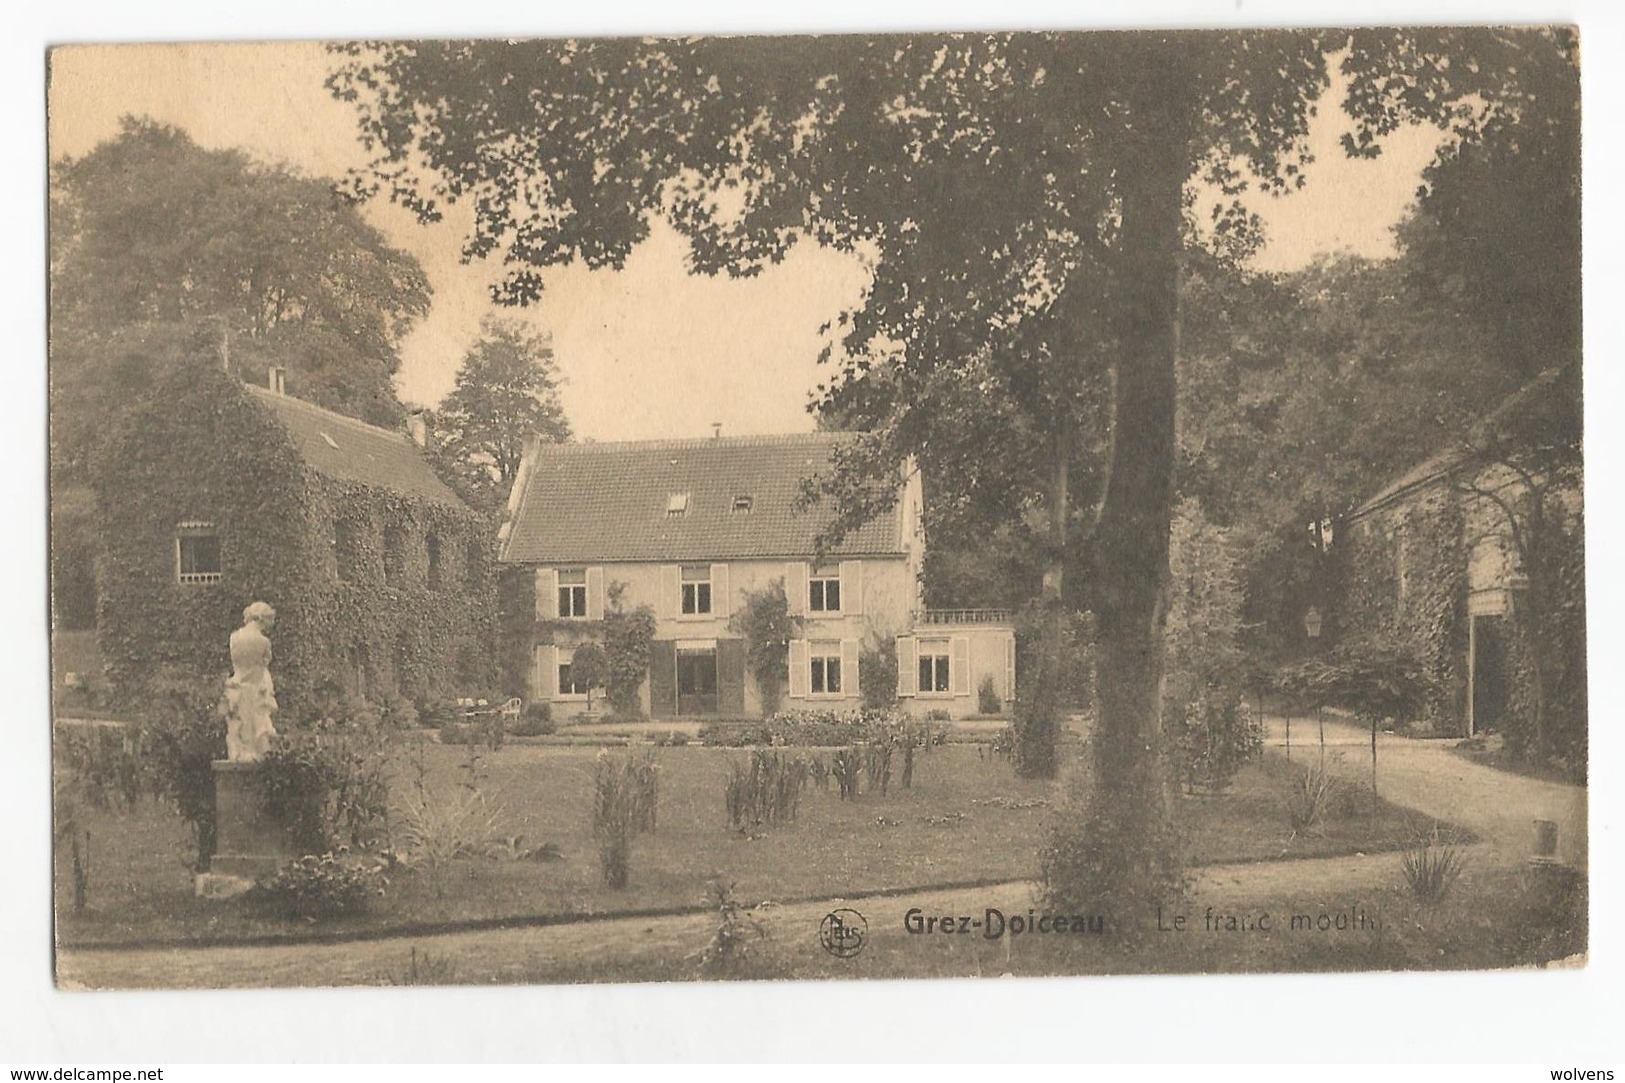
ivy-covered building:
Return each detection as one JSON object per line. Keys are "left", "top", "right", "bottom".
{"left": 94, "top": 365, "right": 496, "bottom": 719}
{"left": 498, "top": 433, "right": 1016, "bottom": 719}
{"left": 1338, "top": 376, "right": 1584, "bottom": 749}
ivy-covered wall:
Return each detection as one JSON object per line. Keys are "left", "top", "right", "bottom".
{"left": 1337, "top": 484, "right": 1470, "bottom": 733}
{"left": 94, "top": 364, "right": 495, "bottom": 721}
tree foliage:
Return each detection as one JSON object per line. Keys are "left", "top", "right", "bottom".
{"left": 50, "top": 117, "right": 432, "bottom": 486}
{"left": 434, "top": 316, "right": 571, "bottom": 513}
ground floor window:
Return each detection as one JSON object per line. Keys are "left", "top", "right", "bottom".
{"left": 175, "top": 522, "right": 222, "bottom": 585}
{"left": 810, "top": 642, "right": 843, "bottom": 695}
{"left": 918, "top": 639, "right": 951, "bottom": 694}
{"left": 558, "top": 655, "right": 590, "bottom": 697}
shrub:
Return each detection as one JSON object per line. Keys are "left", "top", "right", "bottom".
{"left": 259, "top": 715, "right": 397, "bottom": 855}
{"left": 1169, "top": 688, "right": 1262, "bottom": 794}
{"left": 977, "top": 674, "right": 1001, "bottom": 716}
{"left": 924, "top": 708, "right": 952, "bottom": 723}
{"left": 592, "top": 749, "right": 659, "bottom": 888}
{"left": 860, "top": 640, "right": 898, "bottom": 710}
{"left": 724, "top": 749, "right": 814, "bottom": 829}
{"left": 1287, "top": 760, "right": 1335, "bottom": 836}
{"left": 396, "top": 785, "right": 509, "bottom": 865}
{"left": 695, "top": 879, "right": 767, "bottom": 978}
{"left": 381, "top": 946, "right": 459, "bottom": 986}
{"left": 603, "top": 583, "right": 657, "bottom": 717}
{"left": 255, "top": 849, "right": 385, "bottom": 921}
{"left": 729, "top": 579, "right": 802, "bottom": 717}
{"left": 1292, "top": 641, "right": 1439, "bottom": 730}
{"left": 567, "top": 641, "right": 611, "bottom": 712}
{"left": 416, "top": 696, "right": 458, "bottom": 729}
{"left": 130, "top": 666, "right": 228, "bottom": 870}
{"left": 511, "top": 702, "right": 555, "bottom": 737}
{"left": 1401, "top": 825, "right": 1466, "bottom": 904}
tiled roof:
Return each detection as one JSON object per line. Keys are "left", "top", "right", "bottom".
{"left": 500, "top": 433, "right": 903, "bottom": 564}
{"left": 245, "top": 385, "right": 467, "bottom": 509}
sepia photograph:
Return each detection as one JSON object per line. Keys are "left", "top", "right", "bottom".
{"left": 45, "top": 26, "right": 1587, "bottom": 999}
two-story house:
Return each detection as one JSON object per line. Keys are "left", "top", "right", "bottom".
{"left": 498, "top": 433, "right": 1015, "bottom": 719}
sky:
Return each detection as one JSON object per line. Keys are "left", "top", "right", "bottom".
{"left": 47, "top": 40, "right": 1443, "bottom": 441}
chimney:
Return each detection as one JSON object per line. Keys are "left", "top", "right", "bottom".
{"left": 712, "top": 422, "right": 723, "bottom": 440}
{"left": 267, "top": 366, "right": 287, "bottom": 396}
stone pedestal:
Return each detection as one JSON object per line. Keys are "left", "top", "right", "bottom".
{"left": 195, "top": 759, "right": 291, "bottom": 897}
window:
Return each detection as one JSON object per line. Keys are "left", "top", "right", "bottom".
{"left": 334, "top": 518, "right": 357, "bottom": 582}
{"left": 809, "top": 566, "right": 842, "bottom": 613}
{"left": 426, "top": 533, "right": 443, "bottom": 591}
{"left": 558, "top": 655, "right": 590, "bottom": 697}
{"left": 918, "top": 639, "right": 952, "bottom": 694}
{"left": 175, "top": 523, "right": 221, "bottom": 585}
{"left": 731, "top": 495, "right": 753, "bottom": 513}
{"left": 681, "top": 564, "right": 712, "bottom": 615}
{"left": 383, "top": 524, "right": 406, "bottom": 586}
{"left": 810, "top": 642, "right": 843, "bottom": 695}
{"left": 666, "top": 492, "right": 689, "bottom": 517}
{"left": 558, "top": 569, "right": 588, "bottom": 618}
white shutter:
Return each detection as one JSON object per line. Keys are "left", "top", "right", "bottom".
{"left": 586, "top": 567, "right": 606, "bottom": 620}
{"left": 536, "top": 568, "right": 558, "bottom": 620}
{"left": 951, "top": 636, "right": 971, "bottom": 697}
{"left": 1005, "top": 634, "right": 1016, "bottom": 704}
{"left": 896, "top": 636, "right": 918, "bottom": 698}
{"left": 539, "top": 645, "right": 559, "bottom": 700}
{"left": 841, "top": 639, "right": 860, "bottom": 698}
{"left": 841, "top": 560, "right": 863, "bottom": 616}
{"left": 711, "top": 563, "right": 730, "bottom": 618}
{"left": 788, "top": 639, "right": 809, "bottom": 699}
{"left": 786, "top": 562, "right": 808, "bottom": 617}
{"left": 660, "top": 565, "right": 681, "bottom": 620}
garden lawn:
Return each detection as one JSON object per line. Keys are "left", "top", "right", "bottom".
{"left": 55, "top": 743, "right": 1449, "bottom": 947}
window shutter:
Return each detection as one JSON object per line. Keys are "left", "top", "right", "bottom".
{"left": 586, "top": 567, "right": 606, "bottom": 620}
{"left": 840, "top": 561, "right": 863, "bottom": 616}
{"left": 788, "top": 639, "right": 809, "bottom": 699}
{"left": 660, "top": 565, "right": 681, "bottom": 620}
{"left": 896, "top": 636, "right": 918, "bottom": 697}
{"left": 1005, "top": 634, "right": 1016, "bottom": 704}
{"left": 539, "top": 645, "right": 559, "bottom": 700}
{"left": 711, "top": 563, "right": 730, "bottom": 618}
{"left": 951, "top": 636, "right": 970, "bottom": 696}
{"left": 841, "top": 639, "right": 860, "bottom": 698}
{"left": 537, "top": 569, "right": 558, "bottom": 620}
{"left": 786, "top": 562, "right": 808, "bottom": 617}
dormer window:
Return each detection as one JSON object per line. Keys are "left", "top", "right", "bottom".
{"left": 731, "top": 495, "right": 753, "bottom": 513}
{"left": 666, "top": 492, "right": 690, "bottom": 517}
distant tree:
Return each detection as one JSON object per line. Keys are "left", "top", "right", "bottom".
{"left": 568, "top": 641, "right": 611, "bottom": 713}
{"left": 50, "top": 116, "right": 432, "bottom": 487}
{"left": 434, "top": 317, "right": 570, "bottom": 513}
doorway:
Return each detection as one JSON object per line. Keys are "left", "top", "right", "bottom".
{"left": 1471, "top": 615, "right": 1510, "bottom": 736}
{"left": 677, "top": 648, "right": 718, "bottom": 716}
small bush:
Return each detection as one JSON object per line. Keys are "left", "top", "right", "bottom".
{"left": 511, "top": 703, "right": 555, "bottom": 737}
{"left": 1401, "top": 826, "right": 1466, "bottom": 904}
{"left": 381, "top": 946, "right": 459, "bottom": 986}
{"left": 695, "top": 879, "right": 767, "bottom": 977}
{"left": 724, "top": 749, "right": 814, "bottom": 829}
{"left": 592, "top": 749, "right": 659, "bottom": 888}
{"left": 924, "top": 708, "right": 952, "bottom": 722}
{"left": 977, "top": 675, "right": 1002, "bottom": 715}
{"left": 860, "top": 641, "right": 899, "bottom": 710}
{"left": 255, "top": 850, "right": 385, "bottom": 921}
{"left": 1287, "top": 761, "right": 1335, "bottom": 836}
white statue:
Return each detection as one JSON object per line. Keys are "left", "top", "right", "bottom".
{"left": 224, "top": 601, "right": 278, "bottom": 761}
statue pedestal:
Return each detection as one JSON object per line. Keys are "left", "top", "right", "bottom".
{"left": 195, "top": 760, "right": 292, "bottom": 898}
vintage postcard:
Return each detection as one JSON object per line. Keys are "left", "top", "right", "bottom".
{"left": 47, "top": 28, "right": 1585, "bottom": 991}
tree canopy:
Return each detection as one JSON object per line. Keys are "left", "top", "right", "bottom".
{"left": 434, "top": 316, "right": 572, "bottom": 513}
{"left": 50, "top": 117, "right": 433, "bottom": 484}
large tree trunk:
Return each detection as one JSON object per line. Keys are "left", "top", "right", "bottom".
{"left": 1014, "top": 420, "right": 1070, "bottom": 778}
{"left": 1084, "top": 61, "right": 1193, "bottom": 905}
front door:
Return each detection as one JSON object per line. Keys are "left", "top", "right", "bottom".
{"left": 677, "top": 649, "right": 718, "bottom": 716}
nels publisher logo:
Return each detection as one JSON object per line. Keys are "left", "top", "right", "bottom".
{"left": 820, "top": 908, "right": 868, "bottom": 958}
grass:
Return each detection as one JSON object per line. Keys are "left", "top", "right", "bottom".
{"left": 55, "top": 743, "right": 1448, "bottom": 948}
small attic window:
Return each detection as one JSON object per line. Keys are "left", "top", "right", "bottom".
{"left": 666, "top": 492, "right": 690, "bottom": 517}
{"left": 731, "top": 495, "right": 754, "bottom": 513}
